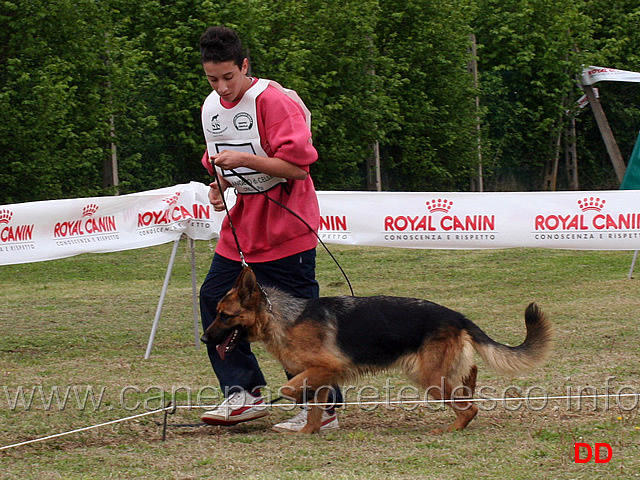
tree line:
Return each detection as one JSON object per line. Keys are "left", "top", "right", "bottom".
{"left": 1, "top": 0, "right": 639, "bottom": 204}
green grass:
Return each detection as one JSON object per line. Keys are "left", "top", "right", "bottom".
{"left": 1, "top": 243, "right": 639, "bottom": 479}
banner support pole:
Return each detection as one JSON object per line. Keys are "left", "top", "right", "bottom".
{"left": 189, "top": 238, "right": 200, "bottom": 350}
{"left": 581, "top": 84, "right": 626, "bottom": 182}
{"left": 629, "top": 250, "right": 639, "bottom": 279}
{"left": 145, "top": 237, "right": 181, "bottom": 359}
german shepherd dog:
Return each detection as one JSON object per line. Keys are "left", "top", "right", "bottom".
{"left": 201, "top": 267, "right": 553, "bottom": 434}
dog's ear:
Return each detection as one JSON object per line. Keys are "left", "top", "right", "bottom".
{"left": 234, "top": 266, "right": 259, "bottom": 301}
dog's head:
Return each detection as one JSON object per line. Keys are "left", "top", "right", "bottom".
{"left": 200, "top": 267, "right": 264, "bottom": 360}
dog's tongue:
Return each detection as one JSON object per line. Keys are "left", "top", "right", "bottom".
{"left": 215, "top": 342, "right": 227, "bottom": 361}
{"left": 216, "top": 329, "right": 237, "bottom": 360}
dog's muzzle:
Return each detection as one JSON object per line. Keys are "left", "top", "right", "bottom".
{"left": 200, "top": 327, "right": 241, "bottom": 361}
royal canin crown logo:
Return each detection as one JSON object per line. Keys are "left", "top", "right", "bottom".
{"left": 385, "top": 198, "right": 495, "bottom": 233}
{"left": 577, "top": 197, "right": 606, "bottom": 212}
{"left": 535, "top": 195, "right": 640, "bottom": 231}
{"left": 0, "top": 209, "right": 13, "bottom": 224}
{"left": 138, "top": 193, "right": 211, "bottom": 229}
{"left": 425, "top": 199, "right": 453, "bottom": 213}
{"left": 0, "top": 209, "right": 34, "bottom": 243}
{"left": 82, "top": 203, "right": 99, "bottom": 217}
{"left": 53, "top": 205, "right": 117, "bottom": 238}
{"left": 162, "top": 192, "right": 181, "bottom": 207}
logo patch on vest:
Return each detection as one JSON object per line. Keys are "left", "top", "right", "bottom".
{"left": 233, "top": 112, "right": 254, "bottom": 131}
{"left": 207, "top": 114, "right": 228, "bottom": 135}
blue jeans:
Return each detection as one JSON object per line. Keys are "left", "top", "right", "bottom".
{"left": 200, "top": 250, "right": 343, "bottom": 405}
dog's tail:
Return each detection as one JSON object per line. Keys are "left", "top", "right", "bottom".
{"left": 467, "top": 303, "right": 553, "bottom": 375}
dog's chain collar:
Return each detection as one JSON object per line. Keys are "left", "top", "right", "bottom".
{"left": 258, "top": 283, "right": 273, "bottom": 313}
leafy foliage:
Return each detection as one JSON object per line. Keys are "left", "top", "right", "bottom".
{"left": 376, "top": 0, "right": 477, "bottom": 191}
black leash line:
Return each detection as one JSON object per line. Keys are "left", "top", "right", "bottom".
{"left": 211, "top": 167, "right": 354, "bottom": 296}
{"left": 212, "top": 167, "right": 249, "bottom": 268}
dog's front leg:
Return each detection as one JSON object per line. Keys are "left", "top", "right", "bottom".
{"left": 299, "top": 387, "right": 329, "bottom": 434}
{"left": 280, "top": 367, "right": 336, "bottom": 403}
{"left": 279, "top": 372, "right": 313, "bottom": 405}
{"left": 279, "top": 367, "right": 337, "bottom": 434}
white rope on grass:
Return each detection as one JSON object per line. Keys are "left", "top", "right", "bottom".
{"left": 1, "top": 393, "right": 638, "bottom": 451}
{"left": 0, "top": 405, "right": 174, "bottom": 451}
{"left": 193, "top": 392, "right": 640, "bottom": 408}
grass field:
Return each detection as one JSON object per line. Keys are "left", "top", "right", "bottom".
{"left": 1, "top": 242, "right": 639, "bottom": 479}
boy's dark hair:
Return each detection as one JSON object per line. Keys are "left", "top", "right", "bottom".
{"left": 200, "top": 26, "right": 245, "bottom": 67}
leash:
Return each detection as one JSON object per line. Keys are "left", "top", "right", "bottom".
{"left": 211, "top": 166, "right": 354, "bottom": 296}
{"left": 212, "top": 168, "right": 249, "bottom": 268}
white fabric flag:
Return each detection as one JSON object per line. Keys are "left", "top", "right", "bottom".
{"left": 581, "top": 65, "right": 640, "bottom": 85}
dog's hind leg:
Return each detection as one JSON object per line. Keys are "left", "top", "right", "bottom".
{"left": 413, "top": 337, "right": 479, "bottom": 433}
{"left": 446, "top": 381, "right": 478, "bottom": 433}
{"left": 462, "top": 364, "right": 478, "bottom": 397}
{"left": 424, "top": 375, "right": 478, "bottom": 434}
{"left": 416, "top": 347, "right": 478, "bottom": 434}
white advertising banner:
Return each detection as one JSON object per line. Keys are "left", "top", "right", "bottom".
{"left": 581, "top": 65, "right": 640, "bottom": 85}
{"left": 1, "top": 183, "right": 640, "bottom": 266}
{"left": 318, "top": 190, "right": 640, "bottom": 250}
{"left": 0, "top": 182, "right": 225, "bottom": 266}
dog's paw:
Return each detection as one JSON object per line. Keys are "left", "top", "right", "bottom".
{"left": 298, "top": 426, "right": 320, "bottom": 434}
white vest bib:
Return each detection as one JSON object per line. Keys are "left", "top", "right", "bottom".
{"left": 201, "top": 78, "right": 286, "bottom": 193}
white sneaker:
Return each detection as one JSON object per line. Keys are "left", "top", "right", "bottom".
{"left": 272, "top": 408, "right": 339, "bottom": 433}
{"left": 201, "top": 390, "right": 269, "bottom": 426}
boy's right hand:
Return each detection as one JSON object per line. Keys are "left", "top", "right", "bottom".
{"left": 208, "top": 182, "right": 226, "bottom": 211}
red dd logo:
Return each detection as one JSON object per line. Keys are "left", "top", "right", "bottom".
{"left": 574, "top": 443, "right": 613, "bottom": 463}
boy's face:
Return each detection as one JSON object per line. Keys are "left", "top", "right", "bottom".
{"left": 203, "top": 58, "right": 250, "bottom": 103}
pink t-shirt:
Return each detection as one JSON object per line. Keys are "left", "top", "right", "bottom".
{"left": 201, "top": 79, "right": 320, "bottom": 262}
